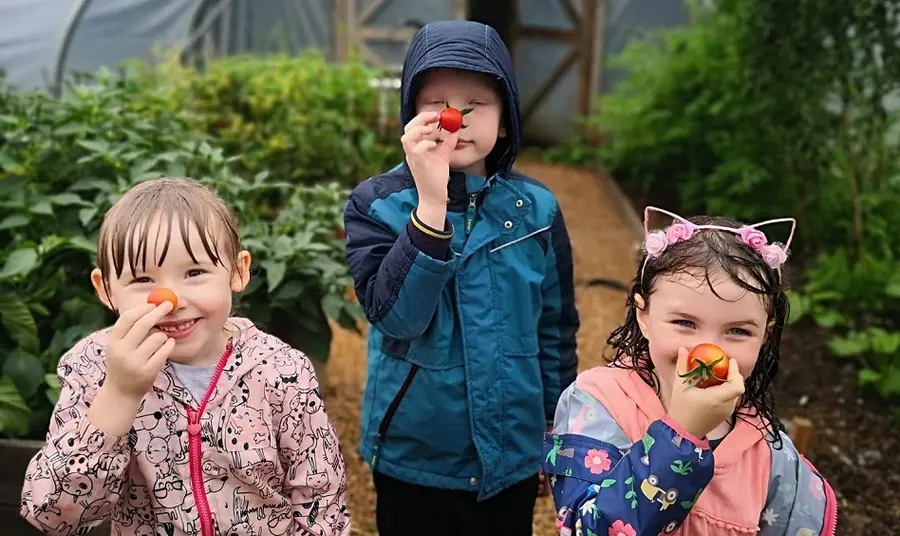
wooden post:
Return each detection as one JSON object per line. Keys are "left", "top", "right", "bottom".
{"left": 787, "top": 416, "right": 814, "bottom": 455}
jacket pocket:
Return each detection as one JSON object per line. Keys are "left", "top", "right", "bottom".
{"left": 402, "top": 297, "right": 463, "bottom": 370}
{"left": 501, "top": 334, "right": 539, "bottom": 357}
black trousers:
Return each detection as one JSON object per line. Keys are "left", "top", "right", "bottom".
{"left": 373, "top": 471, "right": 539, "bottom": 536}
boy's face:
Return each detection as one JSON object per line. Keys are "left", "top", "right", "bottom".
{"left": 414, "top": 68, "right": 506, "bottom": 176}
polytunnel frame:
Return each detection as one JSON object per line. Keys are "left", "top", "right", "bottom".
{"left": 51, "top": 0, "right": 236, "bottom": 97}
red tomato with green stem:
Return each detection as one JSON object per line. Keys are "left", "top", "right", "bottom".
{"left": 437, "top": 102, "right": 473, "bottom": 133}
{"left": 678, "top": 343, "right": 730, "bottom": 389}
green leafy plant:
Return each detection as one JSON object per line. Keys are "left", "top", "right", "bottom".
{"left": 132, "top": 51, "right": 402, "bottom": 189}
{"left": 0, "top": 61, "right": 366, "bottom": 438}
{"left": 578, "top": 0, "right": 900, "bottom": 404}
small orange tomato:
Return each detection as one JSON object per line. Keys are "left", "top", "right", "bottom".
{"left": 147, "top": 287, "right": 178, "bottom": 312}
{"left": 679, "top": 343, "right": 730, "bottom": 389}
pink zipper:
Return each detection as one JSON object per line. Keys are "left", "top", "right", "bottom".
{"left": 183, "top": 343, "right": 233, "bottom": 536}
{"left": 801, "top": 455, "right": 838, "bottom": 535}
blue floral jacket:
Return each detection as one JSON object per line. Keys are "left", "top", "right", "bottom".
{"left": 541, "top": 383, "right": 838, "bottom": 535}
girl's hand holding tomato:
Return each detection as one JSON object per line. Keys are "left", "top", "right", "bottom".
{"left": 88, "top": 301, "right": 177, "bottom": 436}
{"left": 667, "top": 346, "right": 745, "bottom": 441}
{"left": 104, "top": 301, "right": 177, "bottom": 400}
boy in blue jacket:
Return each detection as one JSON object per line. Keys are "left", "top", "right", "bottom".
{"left": 343, "top": 20, "right": 580, "bottom": 536}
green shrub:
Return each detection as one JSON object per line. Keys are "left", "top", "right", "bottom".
{"left": 0, "top": 68, "right": 361, "bottom": 438}
{"left": 133, "top": 51, "right": 402, "bottom": 189}
{"left": 588, "top": 0, "right": 900, "bottom": 402}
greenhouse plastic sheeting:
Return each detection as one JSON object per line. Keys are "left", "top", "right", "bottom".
{"left": 0, "top": 0, "right": 197, "bottom": 91}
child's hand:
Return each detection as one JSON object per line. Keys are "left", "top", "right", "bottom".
{"left": 667, "top": 347, "right": 745, "bottom": 441}
{"left": 401, "top": 111, "right": 460, "bottom": 214}
{"left": 105, "top": 302, "right": 176, "bottom": 400}
{"left": 537, "top": 472, "right": 551, "bottom": 497}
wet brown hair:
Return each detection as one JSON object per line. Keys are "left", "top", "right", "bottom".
{"left": 96, "top": 177, "right": 242, "bottom": 295}
{"left": 607, "top": 215, "right": 790, "bottom": 447}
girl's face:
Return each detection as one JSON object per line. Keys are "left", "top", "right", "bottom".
{"left": 91, "top": 217, "right": 251, "bottom": 366}
{"left": 636, "top": 269, "right": 770, "bottom": 407}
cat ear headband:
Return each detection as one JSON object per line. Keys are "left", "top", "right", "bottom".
{"left": 641, "top": 206, "right": 796, "bottom": 282}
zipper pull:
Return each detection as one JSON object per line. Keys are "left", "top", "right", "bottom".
{"left": 370, "top": 433, "right": 383, "bottom": 469}
{"left": 186, "top": 407, "right": 201, "bottom": 437}
{"left": 465, "top": 193, "right": 477, "bottom": 235}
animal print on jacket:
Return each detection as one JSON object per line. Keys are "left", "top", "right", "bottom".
{"left": 20, "top": 318, "right": 350, "bottom": 536}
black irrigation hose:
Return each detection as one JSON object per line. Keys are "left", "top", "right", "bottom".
{"left": 577, "top": 278, "right": 630, "bottom": 293}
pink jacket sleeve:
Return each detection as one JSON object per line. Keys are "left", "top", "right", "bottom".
{"left": 20, "top": 339, "right": 132, "bottom": 536}
{"left": 274, "top": 350, "right": 350, "bottom": 536}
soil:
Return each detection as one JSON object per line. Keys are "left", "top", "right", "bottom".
{"left": 322, "top": 160, "right": 898, "bottom": 535}
{"left": 775, "top": 324, "right": 900, "bottom": 534}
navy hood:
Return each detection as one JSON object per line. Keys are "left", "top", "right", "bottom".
{"left": 400, "top": 20, "right": 521, "bottom": 176}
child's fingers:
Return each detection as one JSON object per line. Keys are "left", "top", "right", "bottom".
{"left": 411, "top": 140, "right": 438, "bottom": 155}
{"left": 724, "top": 358, "right": 745, "bottom": 396}
{"left": 674, "top": 347, "right": 690, "bottom": 376}
{"left": 145, "top": 337, "right": 176, "bottom": 375}
{"left": 134, "top": 331, "right": 171, "bottom": 362}
{"left": 726, "top": 357, "right": 742, "bottom": 382}
{"left": 403, "top": 111, "right": 439, "bottom": 133}
{"left": 109, "top": 303, "right": 157, "bottom": 341}
{"left": 400, "top": 125, "right": 435, "bottom": 147}
{"left": 707, "top": 359, "right": 745, "bottom": 401}
{"left": 437, "top": 130, "right": 460, "bottom": 160}
{"left": 120, "top": 301, "right": 173, "bottom": 349}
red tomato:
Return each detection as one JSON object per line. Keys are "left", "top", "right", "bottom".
{"left": 680, "top": 343, "right": 730, "bottom": 388}
{"left": 147, "top": 287, "right": 178, "bottom": 312}
{"left": 438, "top": 103, "right": 473, "bottom": 133}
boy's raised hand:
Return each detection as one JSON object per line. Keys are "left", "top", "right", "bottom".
{"left": 402, "top": 111, "right": 460, "bottom": 212}
{"left": 667, "top": 347, "right": 745, "bottom": 441}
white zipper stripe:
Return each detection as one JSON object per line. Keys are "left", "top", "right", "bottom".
{"left": 489, "top": 225, "right": 552, "bottom": 253}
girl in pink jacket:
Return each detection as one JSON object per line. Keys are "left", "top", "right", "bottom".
{"left": 541, "top": 207, "right": 838, "bottom": 535}
{"left": 21, "top": 177, "right": 350, "bottom": 536}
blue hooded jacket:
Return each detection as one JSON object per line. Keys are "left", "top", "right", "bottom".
{"left": 343, "top": 20, "right": 579, "bottom": 500}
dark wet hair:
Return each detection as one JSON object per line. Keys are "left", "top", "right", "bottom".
{"left": 96, "top": 177, "right": 242, "bottom": 299}
{"left": 606, "top": 215, "right": 789, "bottom": 447}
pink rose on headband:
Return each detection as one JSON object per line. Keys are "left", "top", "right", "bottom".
{"left": 759, "top": 244, "right": 788, "bottom": 268}
{"left": 644, "top": 231, "right": 668, "bottom": 257}
{"left": 739, "top": 226, "right": 768, "bottom": 250}
{"left": 665, "top": 222, "right": 695, "bottom": 244}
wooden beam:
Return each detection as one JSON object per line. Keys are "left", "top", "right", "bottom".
{"left": 343, "top": 0, "right": 357, "bottom": 59}
{"left": 590, "top": 0, "right": 607, "bottom": 110}
{"left": 359, "top": 0, "right": 390, "bottom": 25}
{"left": 518, "top": 25, "right": 579, "bottom": 44}
{"left": 578, "top": 0, "right": 598, "bottom": 116}
{"left": 452, "top": 0, "right": 468, "bottom": 20}
{"left": 521, "top": 47, "right": 580, "bottom": 123}
{"left": 558, "top": 0, "right": 579, "bottom": 26}
{"left": 360, "top": 26, "right": 418, "bottom": 42}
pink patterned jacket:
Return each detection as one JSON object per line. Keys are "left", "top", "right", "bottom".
{"left": 20, "top": 318, "right": 350, "bottom": 536}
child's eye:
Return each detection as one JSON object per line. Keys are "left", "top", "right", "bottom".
{"left": 186, "top": 268, "right": 205, "bottom": 277}
{"left": 130, "top": 276, "right": 152, "bottom": 284}
{"left": 728, "top": 327, "right": 751, "bottom": 337}
{"left": 672, "top": 319, "right": 694, "bottom": 328}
